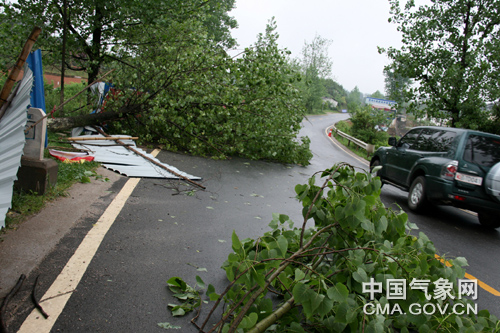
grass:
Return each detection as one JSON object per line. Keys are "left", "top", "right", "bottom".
{"left": 2, "top": 132, "right": 105, "bottom": 234}
{"left": 330, "top": 120, "right": 376, "bottom": 161}
{"left": 4, "top": 160, "right": 103, "bottom": 232}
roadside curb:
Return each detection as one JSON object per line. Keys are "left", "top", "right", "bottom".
{"left": 0, "top": 167, "right": 126, "bottom": 299}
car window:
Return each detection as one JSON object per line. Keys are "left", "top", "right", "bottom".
{"left": 398, "top": 129, "right": 421, "bottom": 149}
{"left": 433, "top": 130, "right": 457, "bottom": 152}
{"left": 413, "top": 129, "right": 456, "bottom": 152}
{"left": 463, "top": 134, "right": 500, "bottom": 167}
{"left": 412, "top": 128, "right": 435, "bottom": 151}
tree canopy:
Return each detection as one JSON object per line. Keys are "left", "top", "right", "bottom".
{"left": 347, "top": 86, "right": 364, "bottom": 109}
{"left": 381, "top": 0, "right": 500, "bottom": 131}
{"left": 383, "top": 67, "right": 411, "bottom": 106}
{"left": 2, "top": 0, "right": 237, "bottom": 84}
{"left": 2, "top": 2, "right": 312, "bottom": 164}
{"left": 370, "top": 90, "right": 385, "bottom": 99}
{"left": 294, "top": 34, "right": 334, "bottom": 114}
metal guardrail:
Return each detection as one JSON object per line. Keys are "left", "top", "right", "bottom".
{"left": 328, "top": 123, "right": 375, "bottom": 158}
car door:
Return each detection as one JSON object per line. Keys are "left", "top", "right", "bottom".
{"left": 385, "top": 128, "right": 422, "bottom": 185}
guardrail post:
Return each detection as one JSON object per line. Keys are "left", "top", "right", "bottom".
{"left": 330, "top": 123, "right": 375, "bottom": 159}
{"left": 367, "top": 144, "right": 375, "bottom": 158}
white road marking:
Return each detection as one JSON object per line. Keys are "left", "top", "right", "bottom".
{"left": 18, "top": 149, "right": 161, "bottom": 332}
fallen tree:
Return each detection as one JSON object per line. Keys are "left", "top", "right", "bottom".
{"left": 47, "top": 104, "right": 144, "bottom": 132}
{"left": 46, "top": 19, "right": 312, "bottom": 165}
{"left": 164, "top": 163, "right": 500, "bottom": 332}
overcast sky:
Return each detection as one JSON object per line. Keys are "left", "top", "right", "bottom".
{"left": 229, "top": 0, "right": 405, "bottom": 96}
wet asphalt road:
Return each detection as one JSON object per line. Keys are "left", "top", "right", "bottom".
{"left": 11, "top": 113, "right": 500, "bottom": 331}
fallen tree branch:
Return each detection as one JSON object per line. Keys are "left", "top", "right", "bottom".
{"left": 31, "top": 275, "right": 49, "bottom": 319}
{"left": 25, "top": 69, "right": 115, "bottom": 133}
{"left": 48, "top": 103, "right": 143, "bottom": 131}
{"left": 226, "top": 224, "right": 336, "bottom": 333}
{"left": 247, "top": 297, "right": 295, "bottom": 333}
{"left": 66, "top": 136, "right": 138, "bottom": 141}
{"left": 0, "top": 274, "right": 26, "bottom": 333}
{"left": 244, "top": 232, "right": 336, "bottom": 333}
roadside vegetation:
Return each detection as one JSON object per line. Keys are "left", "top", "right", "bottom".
{"left": 44, "top": 80, "right": 88, "bottom": 118}
{"left": 332, "top": 106, "right": 392, "bottom": 161}
{"left": 340, "top": 107, "right": 391, "bottom": 148}
{"left": 2, "top": 132, "right": 103, "bottom": 234}
{"left": 381, "top": 0, "right": 500, "bottom": 134}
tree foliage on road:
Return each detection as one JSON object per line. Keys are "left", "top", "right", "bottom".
{"left": 166, "top": 164, "right": 500, "bottom": 332}
{"left": 2, "top": 2, "right": 312, "bottom": 164}
{"left": 381, "top": 0, "right": 500, "bottom": 132}
{"left": 109, "top": 18, "right": 312, "bottom": 164}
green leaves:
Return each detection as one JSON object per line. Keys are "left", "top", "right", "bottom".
{"left": 238, "top": 312, "right": 258, "bottom": 330}
{"left": 157, "top": 322, "right": 181, "bottom": 330}
{"left": 352, "top": 267, "right": 369, "bottom": 283}
{"left": 327, "top": 283, "right": 349, "bottom": 302}
{"left": 231, "top": 230, "right": 243, "bottom": 255}
{"left": 292, "top": 283, "right": 324, "bottom": 319}
{"left": 166, "top": 276, "right": 202, "bottom": 317}
{"left": 164, "top": 164, "right": 500, "bottom": 332}
{"left": 384, "top": 0, "right": 500, "bottom": 130}
{"left": 206, "top": 284, "right": 220, "bottom": 302}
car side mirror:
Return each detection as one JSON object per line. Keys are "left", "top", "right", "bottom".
{"left": 388, "top": 137, "right": 397, "bottom": 147}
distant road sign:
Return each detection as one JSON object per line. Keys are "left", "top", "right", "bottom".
{"left": 365, "top": 97, "right": 397, "bottom": 111}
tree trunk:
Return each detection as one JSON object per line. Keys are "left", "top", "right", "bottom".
{"left": 60, "top": 0, "right": 68, "bottom": 112}
{"left": 47, "top": 104, "right": 143, "bottom": 132}
{"left": 450, "top": 109, "right": 460, "bottom": 127}
{"left": 86, "top": 3, "right": 104, "bottom": 104}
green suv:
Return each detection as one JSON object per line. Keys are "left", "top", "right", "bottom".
{"left": 370, "top": 126, "right": 500, "bottom": 228}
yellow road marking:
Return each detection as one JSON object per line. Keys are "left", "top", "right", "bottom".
{"left": 325, "top": 124, "right": 499, "bottom": 298}
{"left": 18, "top": 149, "right": 161, "bottom": 332}
{"left": 435, "top": 254, "right": 500, "bottom": 296}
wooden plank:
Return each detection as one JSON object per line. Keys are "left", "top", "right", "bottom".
{"left": 66, "top": 136, "right": 139, "bottom": 141}
{"left": 0, "top": 27, "right": 41, "bottom": 120}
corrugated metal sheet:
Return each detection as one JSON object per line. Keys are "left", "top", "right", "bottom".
{"left": 0, "top": 67, "right": 34, "bottom": 229}
{"left": 71, "top": 135, "right": 201, "bottom": 180}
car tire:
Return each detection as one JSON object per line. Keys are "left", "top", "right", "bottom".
{"left": 478, "top": 212, "right": 500, "bottom": 229}
{"left": 370, "top": 159, "right": 381, "bottom": 175}
{"left": 408, "top": 176, "right": 428, "bottom": 213}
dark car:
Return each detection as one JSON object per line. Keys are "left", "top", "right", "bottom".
{"left": 370, "top": 126, "right": 500, "bottom": 228}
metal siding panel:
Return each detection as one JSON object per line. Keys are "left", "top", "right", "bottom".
{"left": 0, "top": 68, "right": 34, "bottom": 228}
{"left": 72, "top": 136, "right": 200, "bottom": 180}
